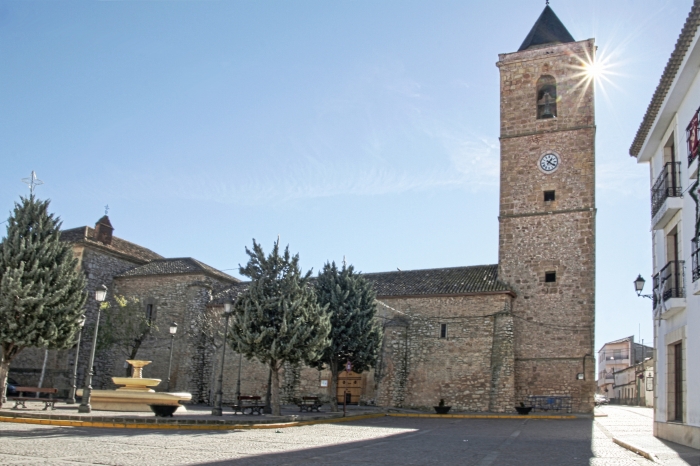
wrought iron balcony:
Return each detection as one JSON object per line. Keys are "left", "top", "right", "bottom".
{"left": 693, "top": 239, "right": 700, "bottom": 283}
{"left": 687, "top": 110, "right": 699, "bottom": 166}
{"left": 651, "top": 162, "right": 682, "bottom": 218}
{"left": 652, "top": 260, "right": 685, "bottom": 309}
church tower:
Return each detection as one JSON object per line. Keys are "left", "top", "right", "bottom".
{"left": 497, "top": 6, "right": 596, "bottom": 412}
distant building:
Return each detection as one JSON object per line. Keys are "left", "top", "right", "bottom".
{"left": 597, "top": 336, "right": 653, "bottom": 399}
{"left": 613, "top": 358, "right": 654, "bottom": 408}
{"left": 629, "top": 1, "right": 700, "bottom": 449}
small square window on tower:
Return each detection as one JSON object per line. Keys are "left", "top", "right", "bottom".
{"left": 544, "top": 190, "right": 555, "bottom": 202}
{"left": 545, "top": 271, "right": 557, "bottom": 283}
{"left": 440, "top": 323, "right": 447, "bottom": 339}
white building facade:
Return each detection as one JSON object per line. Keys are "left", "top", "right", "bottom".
{"left": 630, "top": 2, "right": 700, "bottom": 449}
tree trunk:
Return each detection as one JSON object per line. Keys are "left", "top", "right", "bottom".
{"left": 330, "top": 362, "right": 339, "bottom": 412}
{"left": 270, "top": 363, "right": 281, "bottom": 416}
{"left": 0, "top": 358, "right": 10, "bottom": 406}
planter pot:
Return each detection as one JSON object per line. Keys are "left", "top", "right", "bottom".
{"left": 150, "top": 405, "right": 178, "bottom": 417}
{"left": 515, "top": 406, "right": 532, "bottom": 415}
{"left": 434, "top": 406, "right": 452, "bottom": 414}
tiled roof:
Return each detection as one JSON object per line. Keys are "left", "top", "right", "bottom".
{"left": 117, "top": 258, "right": 239, "bottom": 283}
{"left": 210, "top": 264, "right": 512, "bottom": 305}
{"left": 630, "top": 1, "right": 700, "bottom": 157}
{"left": 61, "top": 226, "right": 163, "bottom": 263}
{"left": 518, "top": 5, "right": 575, "bottom": 51}
{"left": 364, "top": 265, "right": 512, "bottom": 297}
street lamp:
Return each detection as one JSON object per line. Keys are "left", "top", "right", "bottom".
{"left": 78, "top": 284, "right": 107, "bottom": 413}
{"left": 212, "top": 298, "right": 234, "bottom": 416}
{"left": 166, "top": 322, "right": 178, "bottom": 391}
{"left": 634, "top": 274, "right": 653, "bottom": 299}
{"left": 67, "top": 316, "right": 86, "bottom": 404}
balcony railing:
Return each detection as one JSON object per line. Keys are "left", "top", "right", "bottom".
{"left": 693, "top": 239, "right": 700, "bottom": 283}
{"left": 653, "top": 260, "right": 685, "bottom": 308}
{"left": 651, "top": 162, "right": 682, "bottom": 218}
{"left": 688, "top": 110, "right": 699, "bottom": 166}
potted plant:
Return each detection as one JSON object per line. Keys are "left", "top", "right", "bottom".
{"left": 434, "top": 399, "right": 451, "bottom": 414}
{"left": 515, "top": 402, "right": 532, "bottom": 415}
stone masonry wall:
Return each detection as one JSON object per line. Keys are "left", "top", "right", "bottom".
{"left": 497, "top": 38, "right": 596, "bottom": 413}
{"left": 373, "top": 294, "right": 514, "bottom": 412}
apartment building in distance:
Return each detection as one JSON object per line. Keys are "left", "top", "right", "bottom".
{"left": 597, "top": 336, "right": 653, "bottom": 400}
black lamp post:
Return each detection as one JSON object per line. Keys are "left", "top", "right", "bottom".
{"left": 78, "top": 284, "right": 107, "bottom": 413}
{"left": 212, "top": 298, "right": 234, "bottom": 416}
{"left": 166, "top": 322, "right": 178, "bottom": 391}
{"left": 67, "top": 316, "right": 86, "bottom": 404}
{"left": 634, "top": 274, "right": 653, "bottom": 299}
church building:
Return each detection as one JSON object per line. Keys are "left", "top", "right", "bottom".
{"left": 10, "top": 5, "right": 596, "bottom": 413}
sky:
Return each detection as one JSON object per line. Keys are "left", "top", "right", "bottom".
{"left": 0, "top": 0, "right": 691, "bottom": 357}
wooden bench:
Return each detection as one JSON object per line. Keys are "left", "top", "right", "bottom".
{"left": 9, "top": 387, "right": 64, "bottom": 410}
{"left": 230, "top": 395, "right": 264, "bottom": 415}
{"left": 296, "top": 396, "right": 322, "bottom": 412}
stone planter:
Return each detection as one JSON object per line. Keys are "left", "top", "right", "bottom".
{"left": 515, "top": 406, "right": 532, "bottom": 415}
{"left": 434, "top": 406, "right": 452, "bottom": 414}
{"left": 150, "top": 405, "right": 178, "bottom": 417}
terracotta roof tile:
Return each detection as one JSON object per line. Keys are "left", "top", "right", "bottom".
{"left": 211, "top": 264, "right": 512, "bottom": 304}
{"left": 61, "top": 226, "right": 163, "bottom": 263}
{"left": 117, "top": 257, "right": 238, "bottom": 283}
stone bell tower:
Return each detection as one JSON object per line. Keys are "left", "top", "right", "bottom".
{"left": 497, "top": 6, "right": 596, "bottom": 412}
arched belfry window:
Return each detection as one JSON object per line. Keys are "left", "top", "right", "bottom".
{"left": 537, "top": 75, "right": 557, "bottom": 119}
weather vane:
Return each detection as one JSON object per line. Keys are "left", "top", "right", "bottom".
{"left": 105, "top": 204, "right": 110, "bottom": 216}
{"left": 21, "top": 171, "right": 44, "bottom": 195}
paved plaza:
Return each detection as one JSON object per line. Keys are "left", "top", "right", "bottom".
{"left": 0, "top": 406, "right": 699, "bottom": 465}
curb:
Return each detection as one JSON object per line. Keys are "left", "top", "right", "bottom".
{"left": 387, "top": 413, "right": 577, "bottom": 420}
{"left": 613, "top": 437, "right": 657, "bottom": 462}
{"left": 0, "top": 411, "right": 577, "bottom": 431}
{"left": 0, "top": 412, "right": 385, "bottom": 431}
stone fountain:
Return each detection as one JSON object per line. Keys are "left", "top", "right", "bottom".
{"left": 78, "top": 360, "right": 191, "bottom": 412}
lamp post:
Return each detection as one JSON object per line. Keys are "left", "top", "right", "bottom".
{"left": 634, "top": 274, "right": 653, "bottom": 299}
{"left": 235, "top": 353, "right": 243, "bottom": 402}
{"left": 212, "top": 298, "right": 234, "bottom": 416}
{"left": 166, "top": 322, "right": 178, "bottom": 392}
{"left": 67, "top": 316, "right": 86, "bottom": 404}
{"left": 78, "top": 284, "right": 107, "bottom": 413}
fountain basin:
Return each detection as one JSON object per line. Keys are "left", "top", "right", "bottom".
{"left": 77, "top": 389, "right": 192, "bottom": 412}
{"left": 111, "top": 377, "right": 161, "bottom": 392}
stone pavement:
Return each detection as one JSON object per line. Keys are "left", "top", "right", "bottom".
{"left": 595, "top": 405, "right": 700, "bottom": 465}
{"left": 0, "top": 401, "right": 381, "bottom": 426}
{"left": 1, "top": 404, "right": 692, "bottom": 465}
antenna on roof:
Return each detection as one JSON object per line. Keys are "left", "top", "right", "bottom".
{"left": 105, "top": 204, "right": 110, "bottom": 216}
{"left": 21, "top": 171, "right": 43, "bottom": 195}
{"left": 343, "top": 255, "right": 346, "bottom": 268}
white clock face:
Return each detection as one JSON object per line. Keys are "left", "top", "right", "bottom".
{"left": 539, "top": 153, "right": 559, "bottom": 173}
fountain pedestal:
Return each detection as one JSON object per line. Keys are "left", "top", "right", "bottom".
{"left": 77, "top": 360, "right": 191, "bottom": 412}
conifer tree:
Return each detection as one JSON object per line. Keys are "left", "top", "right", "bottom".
{"left": 230, "top": 239, "right": 330, "bottom": 416}
{"left": 0, "top": 196, "right": 86, "bottom": 403}
{"left": 313, "top": 262, "right": 382, "bottom": 411}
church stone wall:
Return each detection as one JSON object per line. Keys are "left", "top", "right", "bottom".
{"left": 373, "top": 294, "right": 515, "bottom": 412}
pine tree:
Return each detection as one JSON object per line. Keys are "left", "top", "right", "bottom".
{"left": 230, "top": 239, "right": 330, "bottom": 416}
{"left": 0, "top": 196, "right": 86, "bottom": 403}
{"left": 313, "top": 261, "right": 382, "bottom": 411}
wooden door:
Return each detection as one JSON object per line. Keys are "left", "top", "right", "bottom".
{"left": 337, "top": 371, "right": 363, "bottom": 404}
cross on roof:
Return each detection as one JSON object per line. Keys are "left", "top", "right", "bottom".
{"left": 21, "top": 171, "right": 43, "bottom": 195}
{"left": 105, "top": 204, "right": 110, "bottom": 215}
